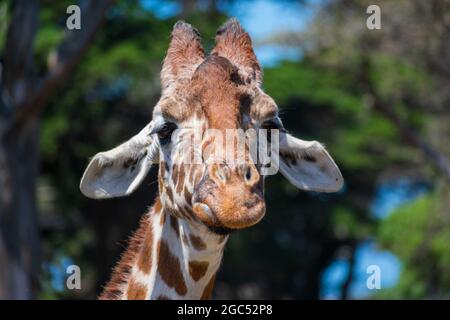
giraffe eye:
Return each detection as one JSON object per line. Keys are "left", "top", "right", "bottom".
{"left": 261, "top": 119, "right": 283, "bottom": 130}
{"left": 261, "top": 120, "right": 278, "bottom": 130}
{"left": 261, "top": 119, "right": 285, "bottom": 143}
{"left": 155, "top": 122, "right": 177, "bottom": 143}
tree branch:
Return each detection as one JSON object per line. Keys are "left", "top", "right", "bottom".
{"left": 340, "top": 242, "right": 356, "bottom": 300}
{"left": 361, "top": 57, "right": 450, "bottom": 181}
{"left": 1, "top": 0, "right": 39, "bottom": 115}
{"left": 5, "top": 0, "right": 113, "bottom": 139}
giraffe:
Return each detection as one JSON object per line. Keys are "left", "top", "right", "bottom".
{"left": 79, "top": 18, "right": 343, "bottom": 300}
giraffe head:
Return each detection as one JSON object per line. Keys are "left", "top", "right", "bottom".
{"left": 80, "top": 19, "right": 343, "bottom": 233}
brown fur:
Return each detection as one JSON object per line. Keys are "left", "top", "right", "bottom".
{"left": 161, "top": 21, "right": 205, "bottom": 90}
{"left": 188, "top": 261, "right": 209, "bottom": 282}
{"left": 183, "top": 188, "right": 192, "bottom": 205}
{"left": 154, "top": 197, "right": 162, "bottom": 214}
{"left": 126, "top": 278, "right": 148, "bottom": 300}
{"left": 189, "top": 234, "right": 207, "bottom": 250}
{"left": 191, "top": 164, "right": 203, "bottom": 185}
{"left": 191, "top": 55, "right": 243, "bottom": 131}
{"left": 159, "top": 164, "right": 166, "bottom": 192}
{"left": 171, "top": 164, "right": 179, "bottom": 185}
{"left": 212, "top": 18, "right": 261, "bottom": 84}
{"left": 176, "top": 165, "right": 185, "bottom": 193}
{"left": 250, "top": 92, "right": 278, "bottom": 121}
{"left": 158, "top": 240, "right": 188, "bottom": 296}
{"left": 137, "top": 222, "right": 153, "bottom": 274}
{"left": 158, "top": 178, "right": 164, "bottom": 194}
{"left": 165, "top": 187, "right": 174, "bottom": 204}
{"left": 280, "top": 151, "right": 298, "bottom": 166}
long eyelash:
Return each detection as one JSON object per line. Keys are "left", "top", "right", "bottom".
{"left": 155, "top": 122, "right": 177, "bottom": 143}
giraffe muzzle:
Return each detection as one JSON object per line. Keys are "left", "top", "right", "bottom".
{"left": 192, "top": 164, "right": 266, "bottom": 230}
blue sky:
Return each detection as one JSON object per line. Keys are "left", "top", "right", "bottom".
{"left": 218, "top": 0, "right": 310, "bottom": 41}
{"left": 222, "top": 0, "right": 308, "bottom": 65}
{"left": 321, "top": 241, "right": 402, "bottom": 299}
{"left": 142, "top": 0, "right": 308, "bottom": 66}
{"left": 321, "top": 179, "right": 429, "bottom": 299}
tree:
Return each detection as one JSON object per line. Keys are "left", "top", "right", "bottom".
{"left": 0, "top": 0, "right": 111, "bottom": 299}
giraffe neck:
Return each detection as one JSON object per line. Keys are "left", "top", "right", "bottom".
{"left": 100, "top": 197, "right": 228, "bottom": 300}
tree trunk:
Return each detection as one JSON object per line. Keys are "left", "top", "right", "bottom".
{"left": 0, "top": 122, "right": 41, "bottom": 299}
{"left": 0, "top": 0, "right": 111, "bottom": 298}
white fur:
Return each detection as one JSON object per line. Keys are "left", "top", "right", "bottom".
{"left": 80, "top": 122, "right": 159, "bottom": 199}
{"left": 278, "top": 132, "right": 344, "bottom": 192}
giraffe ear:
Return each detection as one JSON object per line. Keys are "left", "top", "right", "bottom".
{"left": 212, "top": 18, "right": 261, "bottom": 83}
{"left": 161, "top": 21, "right": 205, "bottom": 90}
{"left": 278, "top": 132, "right": 344, "bottom": 193}
{"left": 80, "top": 122, "right": 159, "bottom": 199}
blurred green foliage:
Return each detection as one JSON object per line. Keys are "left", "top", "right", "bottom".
{"left": 378, "top": 185, "right": 450, "bottom": 298}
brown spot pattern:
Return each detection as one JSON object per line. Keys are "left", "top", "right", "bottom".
{"left": 183, "top": 188, "right": 192, "bottom": 205}
{"left": 176, "top": 165, "right": 185, "bottom": 193}
{"left": 127, "top": 278, "right": 147, "bottom": 300}
{"left": 171, "top": 165, "right": 179, "bottom": 185}
{"left": 188, "top": 261, "right": 209, "bottom": 282}
{"left": 154, "top": 197, "right": 162, "bottom": 214}
{"left": 159, "top": 165, "right": 166, "bottom": 192}
{"left": 165, "top": 187, "right": 174, "bottom": 203}
{"left": 189, "top": 234, "right": 207, "bottom": 250}
{"left": 158, "top": 240, "right": 188, "bottom": 296}
{"left": 302, "top": 153, "right": 316, "bottom": 163}
{"left": 137, "top": 224, "right": 153, "bottom": 274}
{"left": 158, "top": 178, "right": 164, "bottom": 193}
{"left": 281, "top": 151, "right": 298, "bottom": 166}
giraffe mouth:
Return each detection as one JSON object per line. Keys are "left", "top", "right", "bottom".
{"left": 193, "top": 201, "right": 235, "bottom": 234}
{"left": 192, "top": 195, "right": 266, "bottom": 230}
{"left": 193, "top": 202, "right": 215, "bottom": 221}
{"left": 191, "top": 167, "right": 266, "bottom": 230}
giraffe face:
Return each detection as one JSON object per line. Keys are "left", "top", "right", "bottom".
{"left": 80, "top": 19, "right": 344, "bottom": 233}
{"left": 153, "top": 54, "right": 278, "bottom": 231}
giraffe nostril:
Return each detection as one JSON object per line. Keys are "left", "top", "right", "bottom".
{"left": 245, "top": 166, "right": 252, "bottom": 182}
{"left": 242, "top": 165, "right": 259, "bottom": 187}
